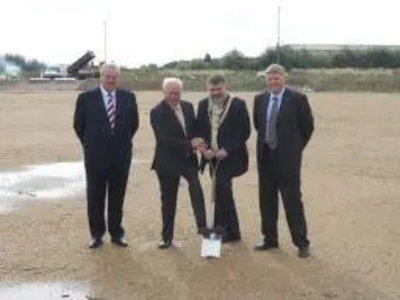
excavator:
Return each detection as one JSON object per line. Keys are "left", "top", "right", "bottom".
{"left": 66, "top": 51, "right": 100, "bottom": 80}
{"left": 41, "top": 51, "right": 101, "bottom": 80}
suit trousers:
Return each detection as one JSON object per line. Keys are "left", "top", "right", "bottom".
{"left": 156, "top": 165, "right": 206, "bottom": 242}
{"left": 258, "top": 145, "right": 309, "bottom": 248}
{"left": 212, "top": 164, "right": 241, "bottom": 238}
{"left": 85, "top": 161, "right": 130, "bottom": 240}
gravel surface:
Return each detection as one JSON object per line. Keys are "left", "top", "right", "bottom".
{"left": 0, "top": 91, "right": 399, "bottom": 300}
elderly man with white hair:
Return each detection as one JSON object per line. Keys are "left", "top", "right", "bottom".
{"left": 74, "top": 63, "right": 139, "bottom": 249}
{"left": 150, "top": 77, "right": 208, "bottom": 249}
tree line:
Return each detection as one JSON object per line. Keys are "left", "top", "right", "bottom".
{"left": 1, "top": 54, "right": 46, "bottom": 72}
{"left": 159, "top": 46, "right": 400, "bottom": 71}
{"left": 4, "top": 46, "right": 400, "bottom": 74}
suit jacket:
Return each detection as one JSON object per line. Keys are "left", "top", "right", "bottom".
{"left": 150, "top": 100, "right": 198, "bottom": 177}
{"left": 253, "top": 87, "right": 314, "bottom": 175}
{"left": 73, "top": 87, "right": 139, "bottom": 170}
{"left": 196, "top": 97, "right": 251, "bottom": 177}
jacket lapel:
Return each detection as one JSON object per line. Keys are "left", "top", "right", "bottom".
{"left": 97, "top": 87, "right": 107, "bottom": 117}
{"left": 277, "top": 88, "right": 290, "bottom": 126}
{"left": 162, "top": 101, "right": 186, "bottom": 137}
{"left": 218, "top": 96, "right": 234, "bottom": 129}
{"left": 181, "top": 102, "right": 190, "bottom": 137}
{"left": 114, "top": 89, "right": 125, "bottom": 131}
{"left": 261, "top": 91, "right": 270, "bottom": 134}
{"left": 96, "top": 87, "right": 113, "bottom": 132}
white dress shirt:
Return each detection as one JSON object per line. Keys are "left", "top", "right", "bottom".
{"left": 100, "top": 85, "right": 116, "bottom": 108}
{"left": 174, "top": 103, "right": 186, "bottom": 135}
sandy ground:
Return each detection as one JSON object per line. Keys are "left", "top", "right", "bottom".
{"left": 0, "top": 91, "right": 399, "bottom": 300}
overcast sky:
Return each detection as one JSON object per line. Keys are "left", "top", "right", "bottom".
{"left": 0, "top": 0, "right": 399, "bottom": 67}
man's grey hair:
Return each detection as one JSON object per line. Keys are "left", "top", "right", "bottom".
{"left": 162, "top": 77, "right": 183, "bottom": 90}
{"left": 100, "top": 63, "right": 121, "bottom": 76}
{"left": 264, "top": 64, "right": 287, "bottom": 76}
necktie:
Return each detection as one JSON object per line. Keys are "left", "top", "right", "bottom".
{"left": 266, "top": 96, "right": 279, "bottom": 149}
{"left": 106, "top": 92, "right": 116, "bottom": 131}
{"left": 174, "top": 105, "right": 186, "bottom": 135}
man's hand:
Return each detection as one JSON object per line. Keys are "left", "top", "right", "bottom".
{"left": 202, "top": 149, "right": 215, "bottom": 160}
{"left": 215, "top": 148, "right": 228, "bottom": 160}
{"left": 191, "top": 138, "right": 205, "bottom": 150}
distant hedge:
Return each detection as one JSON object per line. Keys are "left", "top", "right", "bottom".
{"left": 155, "top": 46, "right": 400, "bottom": 71}
{"left": 78, "top": 68, "right": 400, "bottom": 92}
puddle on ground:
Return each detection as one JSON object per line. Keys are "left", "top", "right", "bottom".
{"left": 0, "top": 160, "right": 148, "bottom": 214}
{"left": 0, "top": 282, "right": 89, "bottom": 300}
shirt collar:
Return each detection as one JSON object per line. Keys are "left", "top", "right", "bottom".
{"left": 175, "top": 102, "right": 182, "bottom": 112}
{"left": 100, "top": 85, "right": 116, "bottom": 98}
{"left": 270, "top": 87, "right": 285, "bottom": 100}
{"left": 164, "top": 100, "right": 182, "bottom": 111}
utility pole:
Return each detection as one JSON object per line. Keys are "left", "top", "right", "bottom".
{"left": 276, "top": 4, "right": 281, "bottom": 63}
{"left": 103, "top": 20, "right": 108, "bottom": 63}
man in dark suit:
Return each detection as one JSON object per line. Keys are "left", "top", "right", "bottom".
{"left": 253, "top": 64, "right": 314, "bottom": 258}
{"left": 73, "top": 64, "right": 139, "bottom": 249}
{"left": 196, "top": 75, "right": 251, "bottom": 243}
{"left": 150, "top": 77, "right": 208, "bottom": 249}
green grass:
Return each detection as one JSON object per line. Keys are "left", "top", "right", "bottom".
{"left": 79, "top": 68, "right": 400, "bottom": 92}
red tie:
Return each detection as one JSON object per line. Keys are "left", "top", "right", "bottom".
{"left": 106, "top": 92, "right": 116, "bottom": 130}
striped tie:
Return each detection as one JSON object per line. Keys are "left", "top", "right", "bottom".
{"left": 106, "top": 92, "right": 116, "bottom": 131}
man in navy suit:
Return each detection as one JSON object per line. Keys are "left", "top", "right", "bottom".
{"left": 73, "top": 64, "right": 139, "bottom": 249}
{"left": 196, "top": 75, "right": 251, "bottom": 243}
{"left": 253, "top": 64, "right": 314, "bottom": 258}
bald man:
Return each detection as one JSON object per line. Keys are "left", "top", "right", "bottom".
{"left": 150, "top": 78, "right": 208, "bottom": 249}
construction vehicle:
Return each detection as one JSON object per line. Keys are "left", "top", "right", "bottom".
{"left": 41, "top": 51, "right": 100, "bottom": 80}
{"left": 66, "top": 51, "right": 100, "bottom": 80}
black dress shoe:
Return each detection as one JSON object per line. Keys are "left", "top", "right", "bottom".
{"left": 222, "top": 234, "right": 241, "bottom": 244}
{"left": 111, "top": 237, "right": 128, "bottom": 247}
{"left": 197, "top": 227, "right": 212, "bottom": 236}
{"left": 254, "top": 241, "right": 279, "bottom": 251}
{"left": 158, "top": 240, "right": 172, "bottom": 249}
{"left": 89, "top": 238, "right": 103, "bottom": 249}
{"left": 214, "top": 226, "right": 226, "bottom": 235}
{"left": 298, "top": 246, "right": 311, "bottom": 258}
